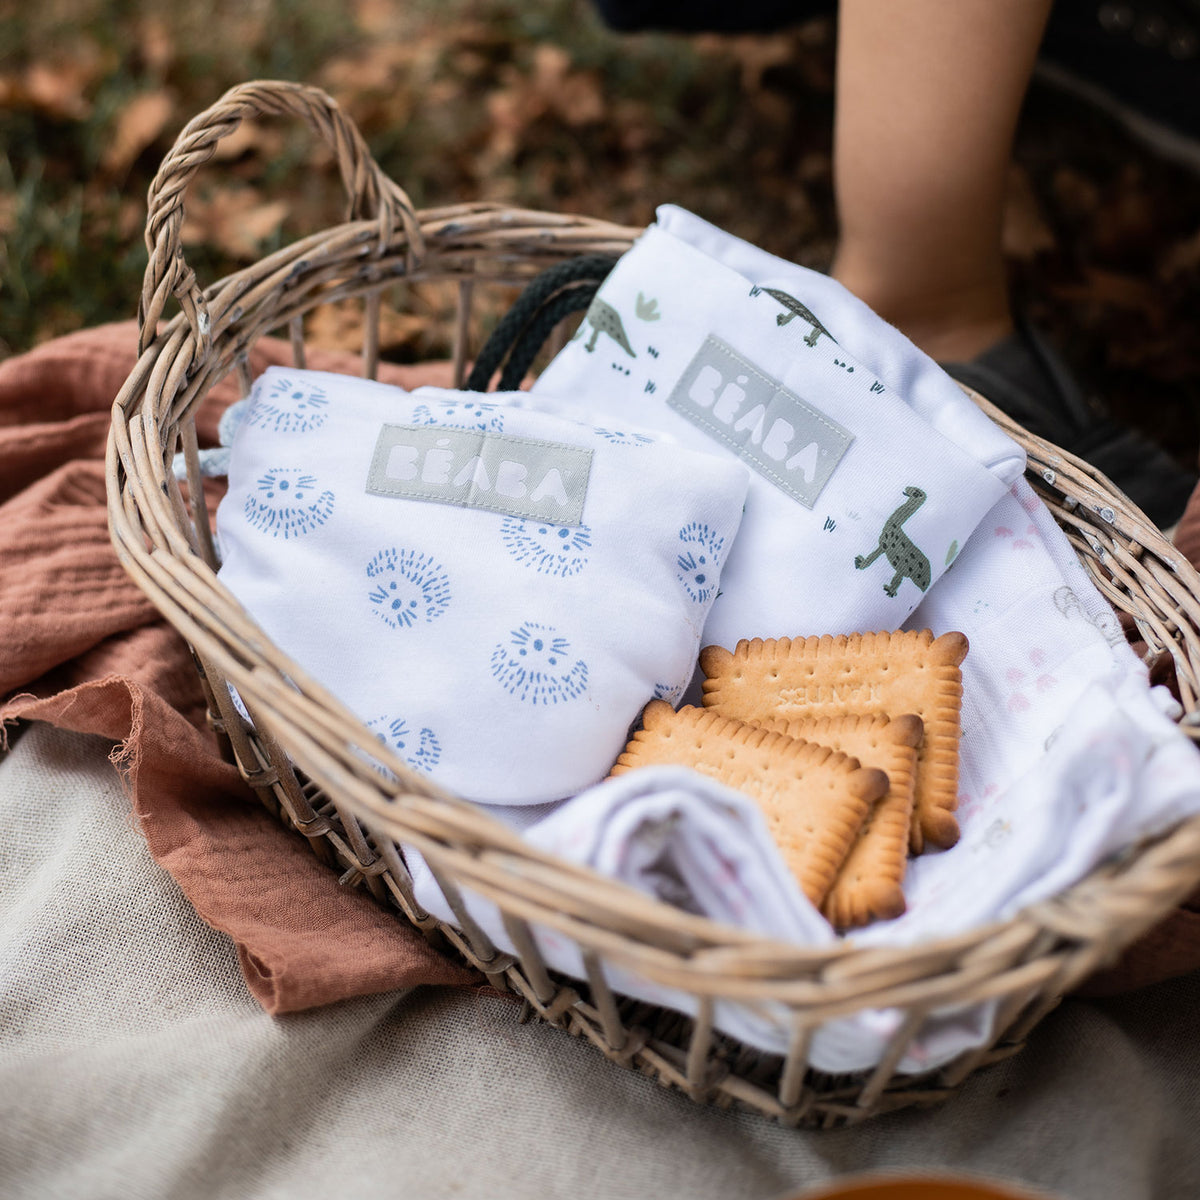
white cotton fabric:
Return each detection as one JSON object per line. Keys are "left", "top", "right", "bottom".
{"left": 532, "top": 205, "right": 1026, "bottom": 650}
{"left": 884, "top": 477, "right": 1200, "bottom": 948}
{"left": 216, "top": 367, "right": 749, "bottom": 804}
{"left": 403, "top": 764, "right": 831, "bottom": 949}
{"left": 800, "top": 477, "right": 1200, "bottom": 1073}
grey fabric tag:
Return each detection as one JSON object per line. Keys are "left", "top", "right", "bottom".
{"left": 366, "top": 424, "right": 592, "bottom": 525}
{"left": 667, "top": 335, "right": 853, "bottom": 508}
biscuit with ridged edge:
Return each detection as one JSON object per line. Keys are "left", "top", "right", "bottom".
{"left": 700, "top": 630, "right": 967, "bottom": 854}
{"left": 610, "top": 700, "right": 889, "bottom": 909}
{"left": 755, "top": 713, "right": 922, "bottom": 928}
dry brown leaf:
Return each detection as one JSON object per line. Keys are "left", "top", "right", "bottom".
{"left": 305, "top": 300, "right": 437, "bottom": 356}
{"left": 180, "top": 189, "right": 290, "bottom": 259}
{"left": 305, "top": 301, "right": 368, "bottom": 354}
{"left": 0, "top": 192, "right": 18, "bottom": 237}
{"left": 320, "top": 42, "right": 417, "bottom": 96}
{"left": 532, "top": 44, "right": 603, "bottom": 126}
{"left": 101, "top": 90, "right": 175, "bottom": 177}
{"left": 353, "top": 0, "right": 406, "bottom": 35}
{"left": 1052, "top": 166, "right": 1100, "bottom": 221}
{"left": 1160, "top": 227, "right": 1200, "bottom": 281}
{"left": 20, "top": 58, "right": 97, "bottom": 120}
{"left": 1091, "top": 166, "right": 1157, "bottom": 258}
{"left": 1050, "top": 267, "right": 1156, "bottom": 311}
{"left": 555, "top": 71, "right": 605, "bottom": 127}
{"left": 485, "top": 84, "right": 534, "bottom": 162}
{"left": 484, "top": 44, "right": 605, "bottom": 165}
{"left": 717, "top": 34, "right": 795, "bottom": 92}
{"left": 208, "top": 120, "right": 287, "bottom": 164}
{"left": 117, "top": 198, "right": 146, "bottom": 241}
{"left": 136, "top": 14, "right": 175, "bottom": 76}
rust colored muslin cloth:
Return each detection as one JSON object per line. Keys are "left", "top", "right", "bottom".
{"left": 0, "top": 322, "right": 479, "bottom": 1012}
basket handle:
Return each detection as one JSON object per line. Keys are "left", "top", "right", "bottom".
{"left": 138, "top": 79, "right": 426, "bottom": 356}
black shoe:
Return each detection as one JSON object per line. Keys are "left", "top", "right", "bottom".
{"left": 1038, "top": 0, "right": 1200, "bottom": 170}
{"left": 942, "top": 320, "right": 1198, "bottom": 529}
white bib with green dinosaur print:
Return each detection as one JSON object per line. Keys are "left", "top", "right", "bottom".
{"left": 533, "top": 208, "right": 1026, "bottom": 648}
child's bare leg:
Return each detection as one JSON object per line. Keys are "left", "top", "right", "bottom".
{"left": 830, "top": 0, "right": 1053, "bottom": 363}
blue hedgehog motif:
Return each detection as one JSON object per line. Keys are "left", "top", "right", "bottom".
{"left": 676, "top": 522, "right": 726, "bottom": 604}
{"left": 244, "top": 468, "right": 335, "bottom": 538}
{"left": 500, "top": 518, "right": 592, "bottom": 577}
{"left": 652, "top": 680, "right": 687, "bottom": 706}
{"left": 367, "top": 715, "right": 442, "bottom": 775}
{"left": 490, "top": 622, "right": 589, "bottom": 705}
{"left": 412, "top": 400, "right": 505, "bottom": 433}
{"left": 366, "top": 548, "right": 452, "bottom": 629}
{"left": 594, "top": 427, "right": 654, "bottom": 446}
{"left": 247, "top": 376, "right": 330, "bottom": 434}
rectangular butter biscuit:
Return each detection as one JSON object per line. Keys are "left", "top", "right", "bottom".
{"left": 755, "top": 712, "right": 922, "bottom": 929}
{"left": 610, "top": 700, "right": 888, "bottom": 909}
{"left": 700, "top": 630, "right": 967, "bottom": 854}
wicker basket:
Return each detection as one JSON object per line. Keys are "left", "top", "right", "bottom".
{"left": 108, "top": 80, "right": 1200, "bottom": 1128}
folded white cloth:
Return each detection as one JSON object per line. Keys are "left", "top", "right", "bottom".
{"left": 532, "top": 205, "right": 1026, "bottom": 649}
{"left": 527, "top": 766, "right": 830, "bottom": 941}
{"left": 402, "top": 766, "right": 836, "bottom": 1050}
{"left": 406, "top": 765, "right": 831, "bottom": 941}
{"left": 217, "top": 367, "right": 749, "bottom": 804}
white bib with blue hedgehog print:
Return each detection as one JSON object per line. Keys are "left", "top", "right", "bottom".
{"left": 532, "top": 206, "right": 1027, "bottom": 649}
{"left": 215, "top": 367, "right": 749, "bottom": 804}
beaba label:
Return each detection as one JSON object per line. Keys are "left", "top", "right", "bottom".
{"left": 367, "top": 425, "right": 592, "bottom": 525}
{"left": 667, "top": 335, "right": 853, "bottom": 508}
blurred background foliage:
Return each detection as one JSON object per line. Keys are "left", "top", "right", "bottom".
{"left": 1, "top": 0, "right": 1199, "bottom": 464}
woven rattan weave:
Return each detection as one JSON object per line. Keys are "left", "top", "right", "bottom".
{"left": 108, "top": 81, "right": 1200, "bottom": 1128}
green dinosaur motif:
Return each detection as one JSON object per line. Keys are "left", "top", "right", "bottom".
{"left": 577, "top": 296, "right": 637, "bottom": 357}
{"left": 635, "top": 292, "right": 661, "bottom": 321}
{"left": 763, "top": 288, "right": 836, "bottom": 348}
{"left": 854, "top": 486, "right": 932, "bottom": 598}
